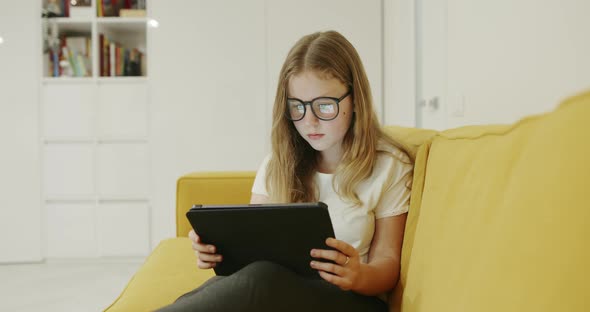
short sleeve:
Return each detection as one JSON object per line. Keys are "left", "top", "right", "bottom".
{"left": 251, "top": 154, "right": 271, "bottom": 196}
{"left": 374, "top": 155, "right": 413, "bottom": 219}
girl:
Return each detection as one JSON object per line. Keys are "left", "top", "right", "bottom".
{"left": 158, "top": 30, "right": 413, "bottom": 312}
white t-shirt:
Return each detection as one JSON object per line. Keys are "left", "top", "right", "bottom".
{"left": 251, "top": 143, "right": 413, "bottom": 264}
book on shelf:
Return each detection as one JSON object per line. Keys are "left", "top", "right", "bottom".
{"left": 47, "top": 35, "right": 91, "bottom": 77}
{"left": 99, "top": 33, "right": 144, "bottom": 77}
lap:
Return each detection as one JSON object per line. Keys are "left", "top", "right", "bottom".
{"left": 157, "top": 261, "right": 387, "bottom": 312}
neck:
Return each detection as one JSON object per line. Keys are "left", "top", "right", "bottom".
{"left": 317, "top": 147, "right": 343, "bottom": 174}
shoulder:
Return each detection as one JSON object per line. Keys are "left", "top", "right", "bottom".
{"left": 369, "top": 140, "right": 413, "bottom": 190}
{"left": 257, "top": 153, "right": 272, "bottom": 170}
{"left": 375, "top": 140, "right": 412, "bottom": 171}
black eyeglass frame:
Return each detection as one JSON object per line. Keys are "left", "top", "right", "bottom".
{"left": 285, "top": 90, "right": 352, "bottom": 121}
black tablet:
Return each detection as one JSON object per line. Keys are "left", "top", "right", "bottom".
{"left": 186, "top": 202, "right": 335, "bottom": 279}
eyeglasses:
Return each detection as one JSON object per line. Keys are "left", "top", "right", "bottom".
{"left": 286, "top": 91, "right": 351, "bottom": 121}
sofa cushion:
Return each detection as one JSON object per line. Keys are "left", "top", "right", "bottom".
{"left": 397, "top": 90, "right": 590, "bottom": 312}
{"left": 104, "top": 238, "right": 214, "bottom": 311}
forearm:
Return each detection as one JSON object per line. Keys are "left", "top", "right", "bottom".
{"left": 353, "top": 258, "right": 400, "bottom": 296}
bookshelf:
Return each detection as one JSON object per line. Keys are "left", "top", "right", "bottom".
{"left": 40, "top": 0, "right": 151, "bottom": 258}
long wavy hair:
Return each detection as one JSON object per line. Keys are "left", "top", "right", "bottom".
{"left": 266, "top": 30, "right": 412, "bottom": 206}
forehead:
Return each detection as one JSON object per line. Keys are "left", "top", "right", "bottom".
{"left": 287, "top": 70, "right": 346, "bottom": 100}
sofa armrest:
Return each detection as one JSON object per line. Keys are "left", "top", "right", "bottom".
{"left": 103, "top": 238, "right": 215, "bottom": 311}
{"left": 176, "top": 171, "right": 256, "bottom": 237}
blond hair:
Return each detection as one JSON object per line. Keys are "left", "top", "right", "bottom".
{"left": 266, "top": 30, "right": 411, "bottom": 205}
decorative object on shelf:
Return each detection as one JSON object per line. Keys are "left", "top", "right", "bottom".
{"left": 43, "top": 0, "right": 64, "bottom": 18}
{"left": 119, "top": 8, "right": 146, "bottom": 17}
{"left": 97, "top": 0, "right": 146, "bottom": 17}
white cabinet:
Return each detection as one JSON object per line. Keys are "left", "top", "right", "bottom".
{"left": 40, "top": 0, "right": 150, "bottom": 258}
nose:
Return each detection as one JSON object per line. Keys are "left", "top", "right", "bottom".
{"left": 301, "top": 105, "right": 319, "bottom": 126}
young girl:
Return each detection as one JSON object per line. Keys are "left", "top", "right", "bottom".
{"left": 158, "top": 30, "right": 413, "bottom": 312}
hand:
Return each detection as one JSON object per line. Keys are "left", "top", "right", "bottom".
{"left": 310, "top": 237, "right": 361, "bottom": 291}
{"left": 188, "top": 229, "right": 223, "bottom": 269}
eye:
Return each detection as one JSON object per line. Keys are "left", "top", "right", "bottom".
{"left": 318, "top": 103, "right": 335, "bottom": 114}
{"left": 294, "top": 103, "right": 304, "bottom": 113}
{"left": 288, "top": 100, "right": 304, "bottom": 113}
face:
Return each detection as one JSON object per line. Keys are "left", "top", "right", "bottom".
{"left": 287, "top": 70, "right": 353, "bottom": 160}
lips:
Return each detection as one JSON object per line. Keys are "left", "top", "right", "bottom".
{"left": 308, "top": 134, "right": 325, "bottom": 140}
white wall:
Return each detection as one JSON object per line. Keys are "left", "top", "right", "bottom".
{"left": 149, "top": 0, "right": 385, "bottom": 247}
{"left": 0, "top": 1, "right": 42, "bottom": 262}
{"left": 444, "top": 0, "right": 590, "bottom": 128}
{"left": 149, "top": 0, "right": 268, "bottom": 245}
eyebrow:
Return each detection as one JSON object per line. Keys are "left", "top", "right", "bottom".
{"left": 287, "top": 91, "right": 341, "bottom": 100}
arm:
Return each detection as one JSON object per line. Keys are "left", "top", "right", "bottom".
{"left": 355, "top": 213, "right": 407, "bottom": 295}
{"left": 311, "top": 213, "right": 407, "bottom": 296}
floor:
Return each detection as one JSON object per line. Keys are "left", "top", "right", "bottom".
{"left": 0, "top": 257, "right": 144, "bottom": 312}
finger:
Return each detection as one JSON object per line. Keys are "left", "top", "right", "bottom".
{"left": 318, "top": 270, "right": 352, "bottom": 291}
{"left": 325, "top": 238, "right": 356, "bottom": 257}
{"left": 198, "top": 252, "right": 223, "bottom": 263}
{"left": 188, "top": 229, "right": 196, "bottom": 240}
{"left": 197, "top": 259, "right": 217, "bottom": 269}
{"left": 310, "top": 260, "right": 345, "bottom": 276}
{"left": 310, "top": 249, "right": 348, "bottom": 265}
{"left": 192, "top": 241, "right": 216, "bottom": 253}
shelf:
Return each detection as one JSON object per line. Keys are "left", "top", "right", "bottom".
{"left": 45, "top": 18, "right": 92, "bottom": 33}
{"left": 42, "top": 76, "right": 147, "bottom": 83}
{"left": 97, "top": 17, "right": 147, "bottom": 33}
{"left": 97, "top": 77, "right": 147, "bottom": 83}
{"left": 42, "top": 77, "right": 96, "bottom": 84}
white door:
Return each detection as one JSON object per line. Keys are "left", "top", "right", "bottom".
{"left": 0, "top": 1, "right": 42, "bottom": 262}
{"left": 416, "top": 0, "right": 590, "bottom": 130}
{"left": 415, "top": 0, "right": 447, "bottom": 130}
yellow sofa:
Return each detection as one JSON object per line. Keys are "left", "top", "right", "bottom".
{"left": 105, "top": 90, "right": 590, "bottom": 312}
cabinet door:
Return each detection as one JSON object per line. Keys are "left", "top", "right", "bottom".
{"left": 415, "top": 0, "right": 447, "bottom": 130}
{"left": 0, "top": 1, "right": 42, "bottom": 262}
{"left": 416, "top": 0, "right": 590, "bottom": 129}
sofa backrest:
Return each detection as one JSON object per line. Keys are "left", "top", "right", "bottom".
{"left": 176, "top": 172, "right": 255, "bottom": 237}
{"left": 175, "top": 127, "right": 438, "bottom": 238}
{"left": 393, "top": 90, "right": 590, "bottom": 312}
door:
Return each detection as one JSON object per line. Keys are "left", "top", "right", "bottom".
{"left": 415, "top": 0, "right": 447, "bottom": 130}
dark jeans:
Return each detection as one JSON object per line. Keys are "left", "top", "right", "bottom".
{"left": 155, "top": 261, "right": 387, "bottom": 312}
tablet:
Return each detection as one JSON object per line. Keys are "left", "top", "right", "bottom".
{"left": 186, "top": 202, "right": 335, "bottom": 279}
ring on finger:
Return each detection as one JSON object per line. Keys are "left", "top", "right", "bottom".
{"left": 343, "top": 256, "right": 350, "bottom": 266}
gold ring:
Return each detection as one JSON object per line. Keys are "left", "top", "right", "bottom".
{"left": 343, "top": 256, "right": 350, "bottom": 266}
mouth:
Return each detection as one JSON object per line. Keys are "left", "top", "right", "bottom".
{"left": 307, "top": 134, "right": 325, "bottom": 140}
